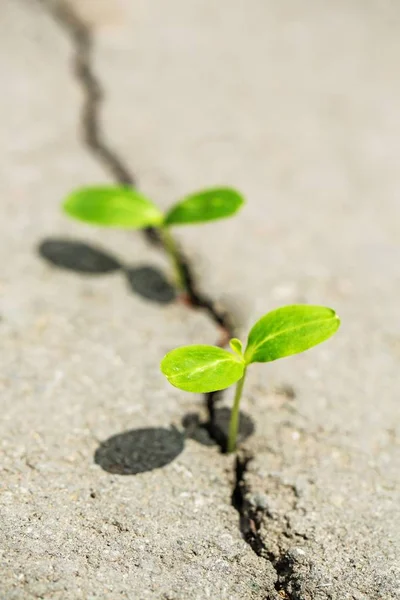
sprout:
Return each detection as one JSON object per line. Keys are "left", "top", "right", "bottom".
{"left": 63, "top": 186, "right": 244, "bottom": 292}
{"left": 161, "top": 305, "right": 340, "bottom": 452}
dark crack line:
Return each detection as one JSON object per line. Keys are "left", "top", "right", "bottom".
{"left": 232, "top": 454, "right": 300, "bottom": 599}
{"left": 40, "top": 0, "right": 236, "bottom": 423}
{"left": 40, "top": 0, "right": 235, "bottom": 348}
{"left": 38, "top": 1, "right": 288, "bottom": 594}
{"left": 40, "top": 0, "right": 135, "bottom": 186}
{"left": 232, "top": 453, "right": 270, "bottom": 557}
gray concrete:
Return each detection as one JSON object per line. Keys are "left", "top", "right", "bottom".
{"left": 0, "top": 2, "right": 271, "bottom": 599}
{"left": 1, "top": 0, "right": 400, "bottom": 598}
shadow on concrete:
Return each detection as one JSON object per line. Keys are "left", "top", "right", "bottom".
{"left": 125, "top": 266, "right": 176, "bottom": 304}
{"left": 39, "top": 238, "right": 121, "bottom": 273}
{"left": 94, "top": 409, "right": 255, "bottom": 476}
{"left": 94, "top": 426, "right": 184, "bottom": 475}
{"left": 38, "top": 238, "right": 175, "bottom": 304}
{"left": 182, "top": 407, "right": 255, "bottom": 453}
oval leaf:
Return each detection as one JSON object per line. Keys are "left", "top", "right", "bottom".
{"left": 164, "top": 187, "right": 244, "bottom": 226}
{"left": 161, "top": 345, "right": 244, "bottom": 393}
{"left": 244, "top": 305, "right": 340, "bottom": 364}
{"left": 63, "top": 186, "right": 163, "bottom": 229}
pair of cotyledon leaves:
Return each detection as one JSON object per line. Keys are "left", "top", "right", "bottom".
{"left": 63, "top": 186, "right": 244, "bottom": 229}
{"left": 161, "top": 305, "right": 340, "bottom": 393}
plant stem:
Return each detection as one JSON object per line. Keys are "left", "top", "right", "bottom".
{"left": 160, "top": 226, "right": 186, "bottom": 292}
{"left": 227, "top": 367, "right": 247, "bottom": 453}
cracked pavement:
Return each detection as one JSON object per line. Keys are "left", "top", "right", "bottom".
{"left": 1, "top": 1, "right": 399, "bottom": 599}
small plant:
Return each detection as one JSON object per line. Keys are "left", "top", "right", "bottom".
{"left": 161, "top": 305, "right": 340, "bottom": 453}
{"left": 63, "top": 186, "right": 244, "bottom": 292}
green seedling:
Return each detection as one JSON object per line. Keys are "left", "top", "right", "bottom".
{"left": 161, "top": 304, "right": 340, "bottom": 453}
{"left": 63, "top": 186, "right": 244, "bottom": 292}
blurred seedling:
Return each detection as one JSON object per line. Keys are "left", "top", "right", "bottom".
{"left": 63, "top": 186, "right": 244, "bottom": 296}
{"left": 161, "top": 305, "right": 340, "bottom": 452}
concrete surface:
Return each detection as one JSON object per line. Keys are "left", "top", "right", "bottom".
{"left": 1, "top": 0, "right": 399, "bottom": 598}
{"left": 0, "top": 2, "right": 272, "bottom": 599}
{"left": 88, "top": 1, "right": 400, "bottom": 598}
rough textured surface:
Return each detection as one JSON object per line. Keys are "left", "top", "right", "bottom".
{"left": 1, "top": 0, "right": 400, "bottom": 598}
{"left": 87, "top": 0, "right": 400, "bottom": 598}
{"left": 0, "top": 2, "right": 272, "bottom": 599}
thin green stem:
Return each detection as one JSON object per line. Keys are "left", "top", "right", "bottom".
{"left": 160, "top": 226, "right": 186, "bottom": 292}
{"left": 227, "top": 367, "right": 247, "bottom": 453}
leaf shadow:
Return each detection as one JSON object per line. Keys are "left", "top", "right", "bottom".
{"left": 38, "top": 238, "right": 176, "bottom": 305}
{"left": 94, "top": 426, "right": 184, "bottom": 475}
{"left": 39, "top": 238, "right": 121, "bottom": 274}
{"left": 125, "top": 266, "right": 176, "bottom": 304}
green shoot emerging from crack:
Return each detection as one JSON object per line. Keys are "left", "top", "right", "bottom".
{"left": 62, "top": 186, "right": 244, "bottom": 293}
{"left": 161, "top": 305, "right": 341, "bottom": 453}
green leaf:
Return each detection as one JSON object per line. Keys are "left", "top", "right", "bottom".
{"left": 164, "top": 187, "right": 244, "bottom": 226}
{"left": 244, "top": 305, "right": 340, "bottom": 364}
{"left": 63, "top": 186, "right": 163, "bottom": 229}
{"left": 161, "top": 345, "right": 245, "bottom": 393}
{"left": 229, "top": 338, "right": 243, "bottom": 357}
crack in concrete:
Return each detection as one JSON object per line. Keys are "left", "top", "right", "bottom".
{"left": 39, "top": 0, "right": 135, "bottom": 186}
{"left": 232, "top": 452, "right": 308, "bottom": 599}
{"left": 40, "top": 0, "right": 236, "bottom": 435}
{"left": 39, "top": 0, "right": 234, "bottom": 344}
{"left": 37, "top": 2, "right": 295, "bottom": 597}
{"left": 232, "top": 453, "right": 267, "bottom": 554}
{"left": 232, "top": 454, "right": 317, "bottom": 600}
